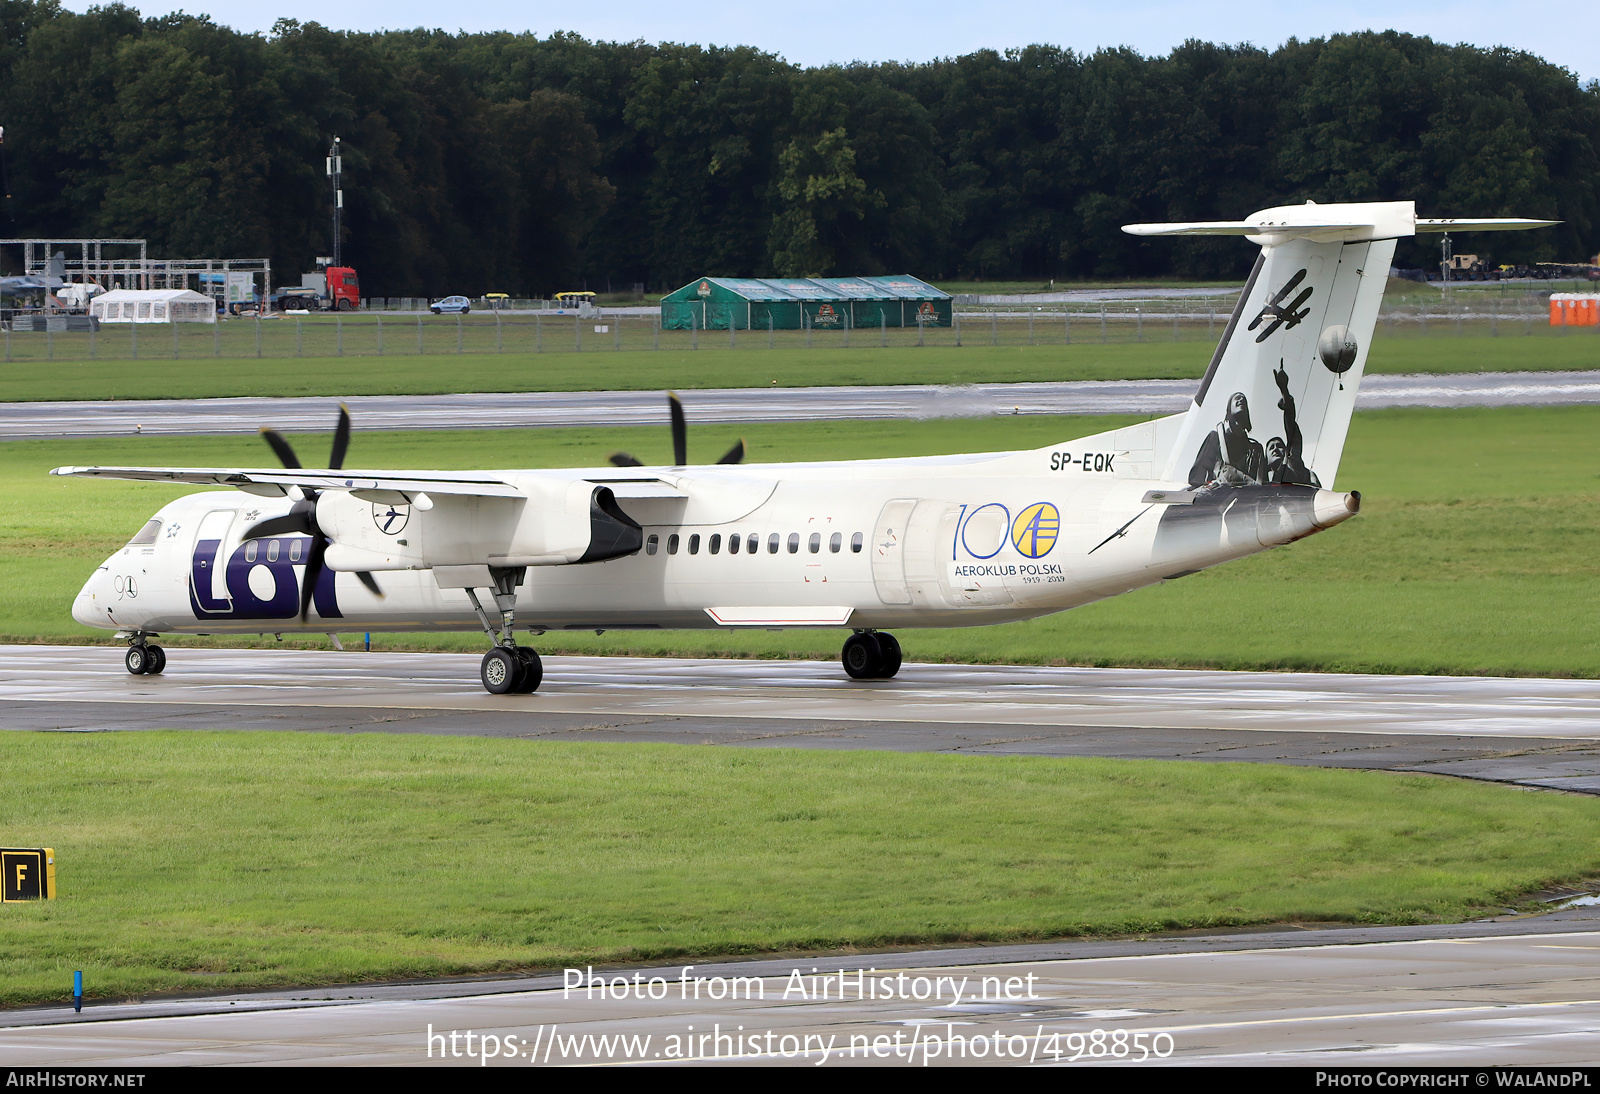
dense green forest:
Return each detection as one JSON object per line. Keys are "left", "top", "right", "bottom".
{"left": 0, "top": 1, "right": 1595, "bottom": 295}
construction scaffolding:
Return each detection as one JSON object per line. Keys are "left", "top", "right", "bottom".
{"left": 0, "top": 239, "right": 271, "bottom": 310}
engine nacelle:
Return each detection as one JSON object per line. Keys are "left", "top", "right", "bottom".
{"left": 319, "top": 481, "right": 640, "bottom": 572}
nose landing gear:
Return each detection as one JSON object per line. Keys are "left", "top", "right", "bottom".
{"left": 842, "top": 631, "right": 901, "bottom": 680}
{"left": 124, "top": 637, "right": 165, "bottom": 675}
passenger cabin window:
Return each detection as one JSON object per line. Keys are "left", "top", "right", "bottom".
{"left": 748, "top": 533, "right": 760, "bottom": 554}
{"left": 267, "top": 540, "right": 280, "bottom": 562}
{"left": 851, "top": 532, "right": 864, "bottom": 553}
{"left": 708, "top": 533, "right": 721, "bottom": 554}
{"left": 830, "top": 532, "right": 842, "bottom": 553}
{"left": 128, "top": 519, "right": 162, "bottom": 545}
{"left": 646, "top": 534, "right": 659, "bottom": 555}
{"left": 787, "top": 533, "right": 800, "bottom": 554}
{"left": 768, "top": 533, "right": 780, "bottom": 554}
{"left": 289, "top": 539, "right": 302, "bottom": 562}
{"left": 667, "top": 533, "right": 680, "bottom": 555}
{"left": 809, "top": 533, "right": 821, "bottom": 553}
{"left": 728, "top": 533, "right": 740, "bottom": 554}
{"left": 689, "top": 534, "right": 701, "bottom": 555}
{"left": 244, "top": 541, "right": 258, "bottom": 562}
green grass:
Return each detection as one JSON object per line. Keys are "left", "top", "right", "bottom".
{"left": 1, "top": 731, "right": 1594, "bottom": 1005}
{"left": 0, "top": 331, "right": 1593, "bottom": 402}
{"left": 6, "top": 404, "right": 1600, "bottom": 677}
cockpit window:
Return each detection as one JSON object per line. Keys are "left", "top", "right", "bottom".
{"left": 128, "top": 519, "right": 162, "bottom": 545}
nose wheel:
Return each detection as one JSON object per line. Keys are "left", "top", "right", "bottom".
{"left": 481, "top": 646, "right": 542, "bottom": 694}
{"left": 124, "top": 643, "right": 165, "bottom": 675}
{"left": 842, "top": 631, "right": 901, "bottom": 680}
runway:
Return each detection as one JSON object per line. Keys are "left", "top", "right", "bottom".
{"left": 4, "top": 911, "right": 1600, "bottom": 1065}
{"left": 6, "top": 645, "right": 1600, "bottom": 793}
{"left": 5, "top": 370, "right": 1600, "bottom": 439}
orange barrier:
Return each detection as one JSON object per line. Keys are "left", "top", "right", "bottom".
{"left": 1549, "top": 293, "right": 1599, "bottom": 326}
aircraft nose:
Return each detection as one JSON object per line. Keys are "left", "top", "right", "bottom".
{"left": 72, "top": 567, "right": 111, "bottom": 627}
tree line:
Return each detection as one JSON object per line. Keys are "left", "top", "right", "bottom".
{"left": 0, "top": 1, "right": 1595, "bottom": 296}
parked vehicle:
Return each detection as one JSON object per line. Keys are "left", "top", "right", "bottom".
{"left": 430, "top": 296, "right": 471, "bottom": 314}
{"left": 273, "top": 266, "right": 361, "bottom": 311}
{"left": 323, "top": 266, "right": 360, "bottom": 310}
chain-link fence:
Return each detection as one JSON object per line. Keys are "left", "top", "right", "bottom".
{"left": 0, "top": 292, "right": 1594, "bottom": 364}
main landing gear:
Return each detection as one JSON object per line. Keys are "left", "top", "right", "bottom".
{"left": 124, "top": 636, "right": 166, "bottom": 676}
{"left": 480, "top": 645, "right": 542, "bottom": 695}
{"left": 842, "top": 631, "right": 902, "bottom": 680}
{"left": 465, "top": 567, "right": 543, "bottom": 694}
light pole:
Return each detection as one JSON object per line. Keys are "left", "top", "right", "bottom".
{"left": 326, "top": 137, "right": 343, "bottom": 267}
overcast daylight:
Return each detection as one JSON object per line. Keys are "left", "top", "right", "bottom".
{"left": 55, "top": 0, "right": 1600, "bottom": 81}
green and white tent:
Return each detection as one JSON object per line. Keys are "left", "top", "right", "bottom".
{"left": 660, "top": 275, "right": 951, "bottom": 331}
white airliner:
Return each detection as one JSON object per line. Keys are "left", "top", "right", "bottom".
{"left": 56, "top": 201, "right": 1552, "bottom": 693}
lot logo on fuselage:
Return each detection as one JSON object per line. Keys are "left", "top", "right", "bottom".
{"left": 1011, "top": 503, "right": 1061, "bottom": 558}
{"left": 189, "top": 536, "right": 340, "bottom": 620}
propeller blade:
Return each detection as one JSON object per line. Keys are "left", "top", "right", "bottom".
{"left": 608, "top": 452, "right": 644, "bottom": 467}
{"left": 328, "top": 403, "right": 351, "bottom": 471}
{"left": 668, "top": 392, "right": 687, "bottom": 467}
{"left": 716, "top": 438, "right": 745, "bottom": 465}
{"left": 355, "top": 570, "right": 384, "bottom": 598}
{"left": 298, "top": 537, "right": 325, "bottom": 623}
{"left": 260, "top": 428, "right": 302, "bottom": 469}
{"left": 242, "top": 512, "right": 314, "bottom": 540}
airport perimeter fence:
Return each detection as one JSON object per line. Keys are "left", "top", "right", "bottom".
{"left": 0, "top": 292, "right": 1593, "bottom": 365}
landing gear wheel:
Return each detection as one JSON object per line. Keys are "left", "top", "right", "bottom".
{"left": 874, "top": 633, "right": 902, "bottom": 678}
{"left": 124, "top": 645, "right": 150, "bottom": 675}
{"left": 144, "top": 645, "right": 166, "bottom": 675}
{"left": 511, "top": 647, "right": 543, "bottom": 693}
{"left": 480, "top": 647, "right": 519, "bottom": 694}
{"left": 842, "top": 632, "right": 884, "bottom": 680}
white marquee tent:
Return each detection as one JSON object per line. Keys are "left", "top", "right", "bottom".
{"left": 90, "top": 288, "right": 216, "bottom": 324}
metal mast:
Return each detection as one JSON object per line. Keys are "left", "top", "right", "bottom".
{"left": 326, "top": 137, "right": 343, "bottom": 267}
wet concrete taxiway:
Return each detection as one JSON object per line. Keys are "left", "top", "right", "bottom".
{"left": 4, "top": 912, "right": 1600, "bottom": 1065}
{"left": 5, "top": 645, "right": 1600, "bottom": 793}
{"left": 6, "top": 644, "right": 1600, "bottom": 1065}
{"left": 7, "top": 371, "right": 1600, "bottom": 439}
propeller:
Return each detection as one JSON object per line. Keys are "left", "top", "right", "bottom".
{"left": 608, "top": 392, "right": 745, "bottom": 468}
{"left": 241, "top": 404, "right": 383, "bottom": 622}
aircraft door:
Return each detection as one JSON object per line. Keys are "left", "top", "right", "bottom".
{"left": 871, "top": 499, "right": 915, "bottom": 604}
{"left": 190, "top": 508, "right": 236, "bottom": 613}
{"left": 903, "top": 500, "right": 956, "bottom": 608}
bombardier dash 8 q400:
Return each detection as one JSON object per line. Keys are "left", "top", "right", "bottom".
{"left": 57, "top": 201, "right": 1552, "bottom": 693}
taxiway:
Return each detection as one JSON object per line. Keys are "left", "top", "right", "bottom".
{"left": 5, "top": 371, "right": 1599, "bottom": 439}
{"left": 5, "top": 645, "right": 1599, "bottom": 793}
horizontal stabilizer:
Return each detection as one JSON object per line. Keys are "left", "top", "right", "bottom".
{"left": 1414, "top": 218, "right": 1559, "bottom": 233}
{"left": 1124, "top": 202, "right": 1558, "bottom": 245}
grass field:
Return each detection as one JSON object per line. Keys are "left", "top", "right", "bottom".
{"left": 0, "top": 330, "right": 1594, "bottom": 402}
{"left": 5, "top": 404, "right": 1599, "bottom": 677}
{"left": 0, "top": 731, "right": 1594, "bottom": 1005}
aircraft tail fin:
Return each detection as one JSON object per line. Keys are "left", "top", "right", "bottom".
{"left": 1123, "top": 201, "right": 1554, "bottom": 488}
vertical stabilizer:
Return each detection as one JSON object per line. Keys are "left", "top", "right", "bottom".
{"left": 1124, "top": 202, "right": 1554, "bottom": 489}
{"left": 1127, "top": 202, "right": 1407, "bottom": 489}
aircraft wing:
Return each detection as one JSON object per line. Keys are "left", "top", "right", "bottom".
{"left": 48, "top": 465, "right": 526, "bottom": 499}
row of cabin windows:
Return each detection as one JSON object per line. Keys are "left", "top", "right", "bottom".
{"left": 645, "top": 531, "right": 865, "bottom": 557}
{"left": 243, "top": 538, "right": 303, "bottom": 563}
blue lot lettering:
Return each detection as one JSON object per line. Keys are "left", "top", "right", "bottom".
{"left": 1049, "top": 451, "right": 1115, "bottom": 472}
{"left": 189, "top": 537, "right": 340, "bottom": 619}
{"left": 1017, "top": 564, "right": 1062, "bottom": 575}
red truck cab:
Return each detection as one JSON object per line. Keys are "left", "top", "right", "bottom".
{"left": 326, "top": 266, "right": 360, "bottom": 310}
